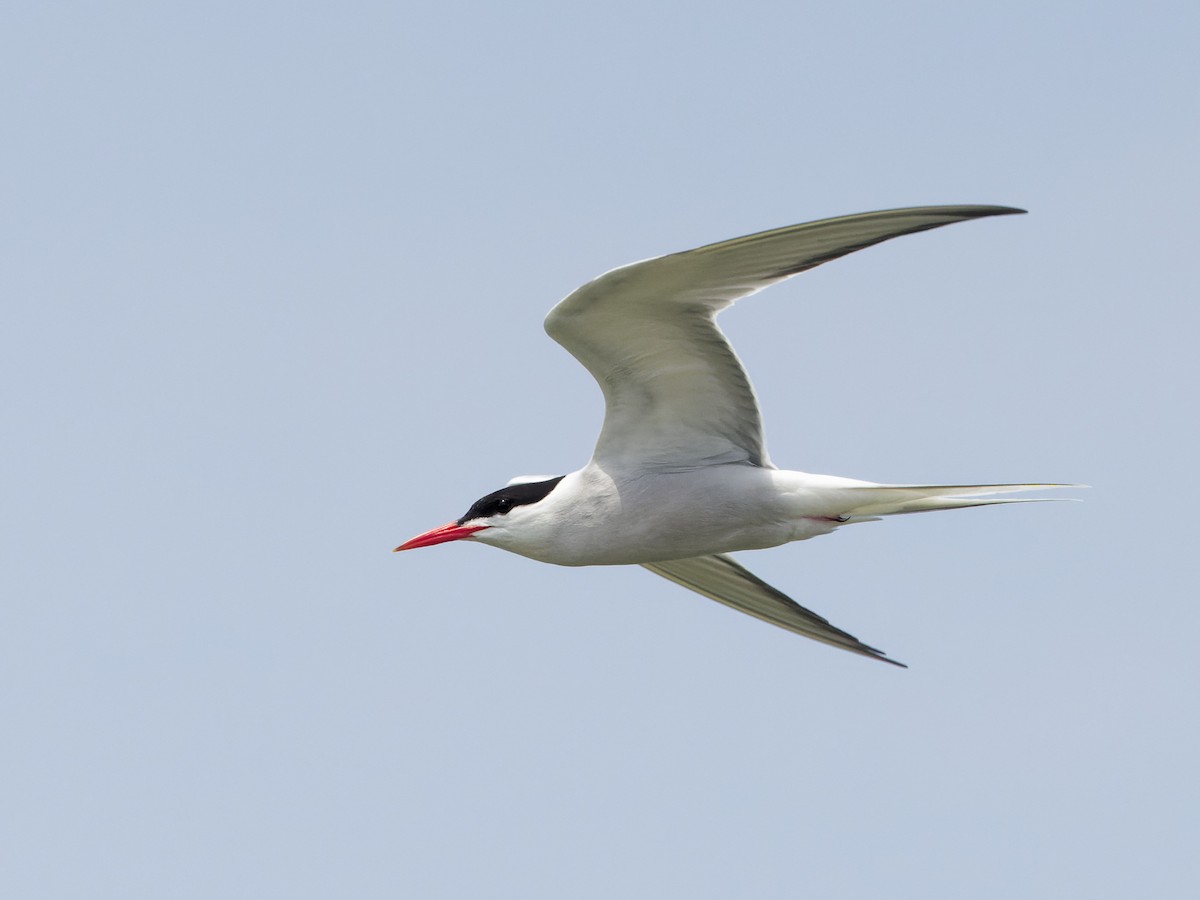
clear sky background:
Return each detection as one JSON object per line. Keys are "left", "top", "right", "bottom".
{"left": 3, "top": 2, "right": 1198, "bottom": 898}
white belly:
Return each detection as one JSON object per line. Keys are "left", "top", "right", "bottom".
{"left": 487, "top": 464, "right": 845, "bottom": 566}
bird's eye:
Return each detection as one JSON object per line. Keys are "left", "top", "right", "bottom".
{"left": 495, "top": 498, "right": 513, "bottom": 514}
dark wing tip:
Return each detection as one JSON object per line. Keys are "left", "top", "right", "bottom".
{"left": 846, "top": 636, "right": 907, "bottom": 668}
{"left": 955, "top": 204, "right": 1026, "bottom": 216}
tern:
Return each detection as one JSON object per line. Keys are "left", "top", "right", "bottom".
{"left": 398, "top": 205, "right": 1069, "bottom": 666}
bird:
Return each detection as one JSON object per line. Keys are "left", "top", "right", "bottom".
{"left": 396, "top": 205, "right": 1071, "bottom": 667}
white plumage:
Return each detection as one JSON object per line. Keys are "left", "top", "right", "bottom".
{"left": 398, "top": 206, "right": 1074, "bottom": 666}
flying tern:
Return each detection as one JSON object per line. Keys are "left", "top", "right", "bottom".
{"left": 397, "top": 205, "right": 1069, "bottom": 666}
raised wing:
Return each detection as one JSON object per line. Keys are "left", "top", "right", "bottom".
{"left": 545, "top": 205, "right": 1024, "bottom": 471}
{"left": 641, "top": 553, "right": 904, "bottom": 666}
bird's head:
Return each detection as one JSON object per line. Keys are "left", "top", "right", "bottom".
{"left": 394, "top": 475, "right": 567, "bottom": 552}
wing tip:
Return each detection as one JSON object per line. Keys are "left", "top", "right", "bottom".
{"left": 835, "top": 203, "right": 1027, "bottom": 221}
{"left": 853, "top": 643, "right": 908, "bottom": 668}
{"left": 930, "top": 203, "right": 1027, "bottom": 218}
{"left": 973, "top": 204, "right": 1027, "bottom": 216}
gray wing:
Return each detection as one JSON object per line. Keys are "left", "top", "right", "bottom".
{"left": 641, "top": 554, "right": 905, "bottom": 667}
{"left": 545, "top": 205, "right": 1024, "bottom": 471}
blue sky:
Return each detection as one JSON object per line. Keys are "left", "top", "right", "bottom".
{"left": 3, "top": 2, "right": 1198, "bottom": 897}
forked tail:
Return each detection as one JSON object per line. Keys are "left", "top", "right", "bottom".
{"left": 834, "top": 483, "right": 1079, "bottom": 518}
